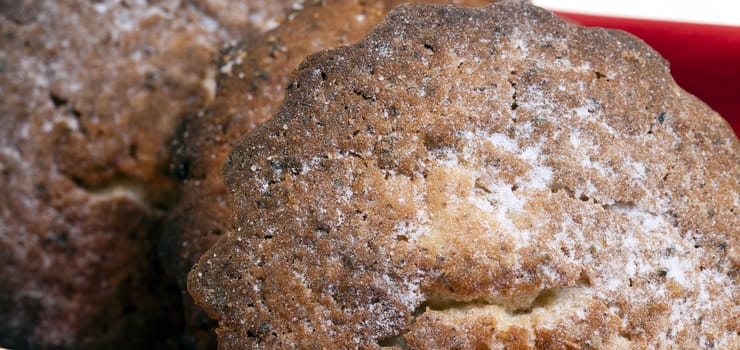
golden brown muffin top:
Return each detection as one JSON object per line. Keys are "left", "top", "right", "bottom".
{"left": 189, "top": 1, "right": 739, "bottom": 348}
{"left": 165, "top": 1, "right": 497, "bottom": 347}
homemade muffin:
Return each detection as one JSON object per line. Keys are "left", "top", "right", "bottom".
{"left": 163, "top": 0, "right": 496, "bottom": 346}
{"left": 0, "top": 1, "right": 290, "bottom": 348}
{"left": 188, "top": 1, "right": 739, "bottom": 349}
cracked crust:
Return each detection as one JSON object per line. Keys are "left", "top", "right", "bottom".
{"left": 0, "top": 1, "right": 287, "bottom": 348}
{"left": 188, "top": 1, "right": 739, "bottom": 348}
{"left": 163, "top": 0, "right": 496, "bottom": 347}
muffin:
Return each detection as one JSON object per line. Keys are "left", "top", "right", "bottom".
{"left": 163, "top": 0, "right": 496, "bottom": 347}
{"left": 188, "top": 1, "right": 739, "bottom": 348}
{"left": 0, "top": 0, "right": 291, "bottom": 348}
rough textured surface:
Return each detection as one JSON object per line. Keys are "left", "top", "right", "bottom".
{"left": 0, "top": 0, "right": 290, "bottom": 348}
{"left": 188, "top": 1, "right": 740, "bottom": 349}
{"left": 164, "top": 0, "right": 496, "bottom": 346}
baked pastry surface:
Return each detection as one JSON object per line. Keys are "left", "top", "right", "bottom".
{"left": 164, "top": 0, "right": 496, "bottom": 346}
{"left": 0, "top": 0, "right": 290, "bottom": 348}
{"left": 188, "top": 1, "right": 739, "bottom": 348}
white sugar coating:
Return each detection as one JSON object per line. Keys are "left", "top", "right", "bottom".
{"left": 522, "top": 165, "right": 553, "bottom": 190}
{"left": 484, "top": 132, "right": 519, "bottom": 152}
{"left": 568, "top": 130, "right": 582, "bottom": 147}
{"left": 661, "top": 256, "right": 691, "bottom": 288}
{"left": 469, "top": 193, "right": 495, "bottom": 212}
